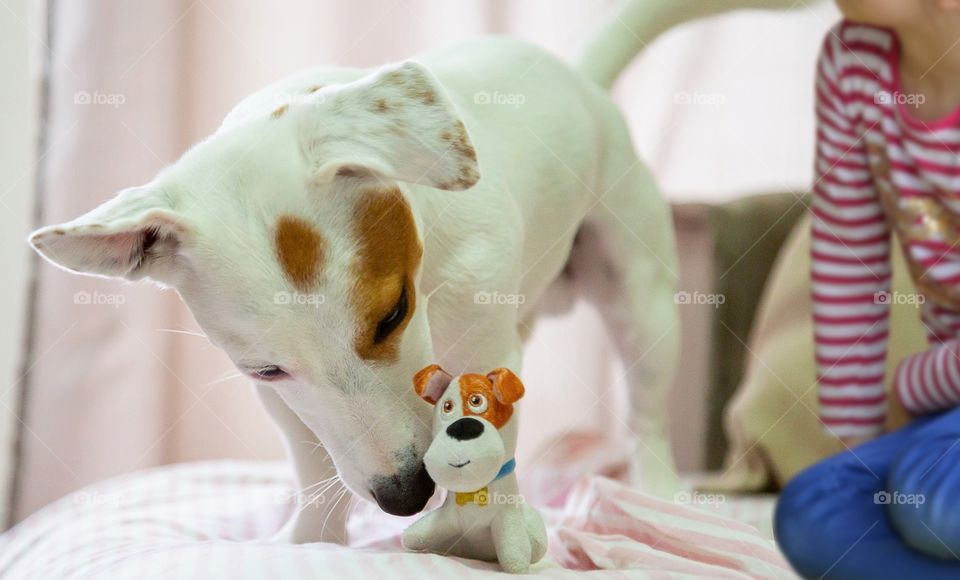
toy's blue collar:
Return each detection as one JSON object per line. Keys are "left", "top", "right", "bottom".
{"left": 493, "top": 458, "right": 516, "bottom": 481}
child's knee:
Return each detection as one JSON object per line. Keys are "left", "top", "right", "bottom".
{"left": 888, "top": 439, "right": 960, "bottom": 560}
{"left": 775, "top": 478, "right": 826, "bottom": 576}
{"left": 775, "top": 457, "right": 875, "bottom": 577}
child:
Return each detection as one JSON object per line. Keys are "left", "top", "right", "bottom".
{"left": 775, "top": 1, "right": 960, "bottom": 578}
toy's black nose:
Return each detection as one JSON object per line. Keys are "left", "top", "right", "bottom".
{"left": 446, "top": 417, "right": 484, "bottom": 441}
{"left": 370, "top": 462, "right": 435, "bottom": 517}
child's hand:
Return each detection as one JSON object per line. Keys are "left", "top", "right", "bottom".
{"left": 886, "top": 393, "right": 915, "bottom": 433}
{"left": 841, "top": 435, "right": 875, "bottom": 449}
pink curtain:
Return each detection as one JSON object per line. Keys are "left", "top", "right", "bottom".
{"left": 15, "top": 0, "right": 836, "bottom": 523}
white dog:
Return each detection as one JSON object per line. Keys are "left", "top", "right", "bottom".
{"left": 27, "top": 0, "right": 799, "bottom": 544}
{"left": 402, "top": 365, "right": 547, "bottom": 573}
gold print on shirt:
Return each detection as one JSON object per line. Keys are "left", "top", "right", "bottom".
{"left": 868, "top": 142, "right": 960, "bottom": 310}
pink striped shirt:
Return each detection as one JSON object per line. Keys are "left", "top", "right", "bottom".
{"left": 813, "top": 21, "right": 960, "bottom": 437}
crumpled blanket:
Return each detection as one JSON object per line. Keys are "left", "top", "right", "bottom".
{"left": 0, "top": 460, "right": 792, "bottom": 579}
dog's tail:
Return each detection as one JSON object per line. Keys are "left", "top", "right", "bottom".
{"left": 576, "top": 0, "right": 804, "bottom": 90}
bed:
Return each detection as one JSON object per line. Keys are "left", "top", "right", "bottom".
{"left": 0, "top": 459, "right": 790, "bottom": 579}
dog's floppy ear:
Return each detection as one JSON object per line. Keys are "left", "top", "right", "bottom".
{"left": 487, "top": 368, "right": 524, "bottom": 405}
{"left": 302, "top": 61, "right": 480, "bottom": 192}
{"left": 413, "top": 363, "right": 453, "bottom": 405}
{"left": 28, "top": 186, "right": 190, "bottom": 284}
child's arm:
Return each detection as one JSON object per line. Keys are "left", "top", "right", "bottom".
{"left": 810, "top": 27, "right": 893, "bottom": 441}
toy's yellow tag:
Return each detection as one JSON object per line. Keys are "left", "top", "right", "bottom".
{"left": 455, "top": 487, "right": 489, "bottom": 507}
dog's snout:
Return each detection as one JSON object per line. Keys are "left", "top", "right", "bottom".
{"left": 446, "top": 417, "right": 484, "bottom": 441}
{"left": 370, "top": 462, "right": 435, "bottom": 517}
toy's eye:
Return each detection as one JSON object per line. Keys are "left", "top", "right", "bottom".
{"left": 467, "top": 393, "right": 487, "bottom": 413}
{"left": 442, "top": 400, "right": 454, "bottom": 413}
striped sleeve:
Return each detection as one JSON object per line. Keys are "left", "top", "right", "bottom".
{"left": 894, "top": 339, "right": 960, "bottom": 415}
{"left": 811, "top": 28, "right": 892, "bottom": 438}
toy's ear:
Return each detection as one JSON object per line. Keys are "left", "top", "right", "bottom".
{"left": 487, "top": 368, "right": 524, "bottom": 405}
{"left": 413, "top": 364, "right": 453, "bottom": 405}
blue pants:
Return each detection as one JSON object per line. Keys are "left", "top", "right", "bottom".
{"left": 775, "top": 406, "right": 960, "bottom": 579}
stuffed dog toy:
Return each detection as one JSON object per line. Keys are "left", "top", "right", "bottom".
{"left": 402, "top": 364, "right": 547, "bottom": 573}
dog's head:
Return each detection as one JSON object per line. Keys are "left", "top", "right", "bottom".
{"left": 414, "top": 365, "right": 524, "bottom": 492}
{"left": 28, "top": 61, "right": 481, "bottom": 517}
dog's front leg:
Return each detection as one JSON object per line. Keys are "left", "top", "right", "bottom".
{"left": 257, "top": 384, "right": 351, "bottom": 544}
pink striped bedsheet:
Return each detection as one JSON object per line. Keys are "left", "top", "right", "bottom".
{"left": 0, "top": 461, "right": 793, "bottom": 579}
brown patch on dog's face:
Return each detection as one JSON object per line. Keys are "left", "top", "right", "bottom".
{"left": 457, "top": 374, "right": 514, "bottom": 429}
{"left": 275, "top": 215, "right": 324, "bottom": 290}
{"left": 306, "top": 85, "right": 323, "bottom": 93}
{"left": 352, "top": 187, "right": 422, "bottom": 361}
{"left": 271, "top": 103, "right": 289, "bottom": 119}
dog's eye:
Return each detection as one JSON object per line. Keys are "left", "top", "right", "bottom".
{"left": 374, "top": 286, "right": 408, "bottom": 344}
{"left": 249, "top": 365, "right": 288, "bottom": 381}
{"left": 442, "top": 400, "right": 454, "bottom": 413}
{"left": 467, "top": 393, "right": 487, "bottom": 413}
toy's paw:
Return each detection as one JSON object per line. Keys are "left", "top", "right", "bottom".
{"left": 524, "top": 506, "right": 548, "bottom": 563}
{"left": 495, "top": 528, "right": 533, "bottom": 573}
{"left": 500, "top": 559, "right": 530, "bottom": 574}
{"left": 401, "top": 529, "right": 429, "bottom": 552}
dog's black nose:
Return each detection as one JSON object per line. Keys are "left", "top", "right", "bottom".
{"left": 446, "top": 417, "right": 484, "bottom": 441}
{"left": 370, "top": 462, "right": 435, "bottom": 517}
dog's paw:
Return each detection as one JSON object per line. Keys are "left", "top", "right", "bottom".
{"left": 262, "top": 517, "right": 348, "bottom": 545}
{"left": 262, "top": 522, "right": 296, "bottom": 545}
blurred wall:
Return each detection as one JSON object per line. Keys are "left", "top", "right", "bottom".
{"left": 0, "top": 0, "right": 42, "bottom": 527}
